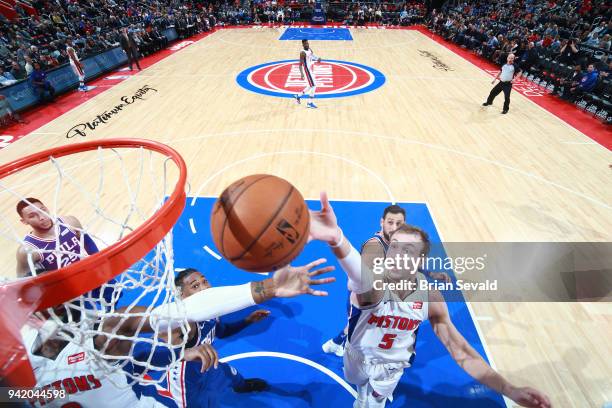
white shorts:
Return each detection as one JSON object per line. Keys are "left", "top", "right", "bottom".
{"left": 343, "top": 344, "right": 410, "bottom": 399}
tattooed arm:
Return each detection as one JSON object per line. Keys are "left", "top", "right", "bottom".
{"left": 148, "top": 259, "right": 335, "bottom": 332}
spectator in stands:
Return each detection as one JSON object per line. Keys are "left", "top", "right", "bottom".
{"left": 400, "top": 8, "right": 409, "bottom": 25}
{"left": 569, "top": 63, "right": 599, "bottom": 101}
{"left": 137, "top": 31, "right": 154, "bottom": 55}
{"left": 558, "top": 39, "right": 579, "bottom": 65}
{"left": 550, "top": 35, "right": 562, "bottom": 53}
{"left": 589, "top": 21, "right": 607, "bottom": 38}
{"left": 602, "top": 20, "right": 612, "bottom": 38}
{"left": 10, "top": 61, "right": 27, "bottom": 81}
{"left": 599, "top": 34, "right": 611, "bottom": 51}
{"left": 585, "top": 31, "right": 600, "bottom": 47}
{"left": 0, "top": 67, "right": 17, "bottom": 87}
{"left": 24, "top": 56, "right": 34, "bottom": 75}
{"left": 579, "top": 63, "right": 600, "bottom": 91}
{"left": 29, "top": 61, "right": 55, "bottom": 103}
{"left": 519, "top": 42, "right": 539, "bottom": 72}
{"left": 16, "top": 44, "right": 29, "bottom": 63}
{"left": 0, "top": 42, "right": 10, "bottom": 59}
{"left": 601, "top": 60, "right": 611, "bottom": 78}
{"left": 119, "top": 27, "right": 141, "bottom": 71}
{"left": 557, "top": 64, "right": 583, "bottom": 99}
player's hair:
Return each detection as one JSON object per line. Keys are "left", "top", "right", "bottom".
{"left": 302, "top": 39, "right": 308, "bottom": 43}
{"left": 174, "top": 268, "right": 199, "bottom": 289}
{"left": 391, "top": 224, "right": 431, "bottom": 257}
{"left": 16, "top": 197, "right": 43, "bottom": 217}
{"left": 382, "top": 204, "right": 406, "bottom": 221}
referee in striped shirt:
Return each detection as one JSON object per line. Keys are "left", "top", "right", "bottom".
{"left": 482, "top": 53, "right": 522, "bottom": 114}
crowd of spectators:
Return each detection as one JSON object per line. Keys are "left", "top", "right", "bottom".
{"left": 0, "top": 0, "right": 253, "bottom": 88}
{"left": 1, "top": 0, "right": 611, "bottom": 125}
{"left": 323, "top": 1, "right": 425, "bottom": 25}
{"left": 0, "top": 0, "right": 256, "bottom": 125}
{"left": 429, "top": 1, "right": 611, "bottom": 121}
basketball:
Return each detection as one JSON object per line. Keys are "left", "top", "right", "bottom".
{"left": 210, "top": 174, "right": 310, "bottom": 272}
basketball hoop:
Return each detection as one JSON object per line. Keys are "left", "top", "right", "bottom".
{"left": 0, "top": 139, "right": 187, "bottom": 387}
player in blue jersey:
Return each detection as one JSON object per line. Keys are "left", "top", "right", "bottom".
{"left": 144, "top": 268, "right": 270, "bottom": 407}
{"left": 16, "top": 197, "right": 100, "bottom": 277}
{"left": 175, "top": 268, "right": 271, "bottom": 354}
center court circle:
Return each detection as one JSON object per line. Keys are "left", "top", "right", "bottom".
{"left": 236, "top": 59, "right": 385, "bottom": 99}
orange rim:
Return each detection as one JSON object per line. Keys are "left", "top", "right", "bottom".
{"left": 0, "top": 138, "right": 187, "bottom": 387}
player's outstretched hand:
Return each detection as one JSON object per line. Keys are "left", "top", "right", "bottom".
{"left": 308, "top": 191, "right": 342, "bottom": 244}
{"left": 507, "top": 386, "right": 552, "bottom": 408}
{"left": 273, "top": 258, "right": 335, "bottom": 298}
{"left": 246, "top": 309, "right": 271, "bottom": 323}
{"left": 184, "top": 344, "right": 219, "bottom": 373}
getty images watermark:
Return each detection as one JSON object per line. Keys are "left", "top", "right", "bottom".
{"left": 363, "top": 243, "right": 611, "bottom": 302}
{"left": 370, "top": 253, "right": 499, "bottom": 292}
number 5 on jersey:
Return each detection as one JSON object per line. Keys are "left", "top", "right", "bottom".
{"left": 378, "top": 333, "right": 397, "bottom": 349}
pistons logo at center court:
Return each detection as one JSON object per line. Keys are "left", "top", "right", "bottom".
{"left": 236, "top": 59, "right": 385, "bottom": 99}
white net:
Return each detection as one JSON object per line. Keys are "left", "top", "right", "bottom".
{"left": 0, "top": 142, "right": 191, "bottom": 388}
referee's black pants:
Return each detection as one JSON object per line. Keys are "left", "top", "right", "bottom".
{"left": 486, "top": 81, "right": 512, "bottom": 111}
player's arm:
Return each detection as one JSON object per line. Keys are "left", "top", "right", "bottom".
{"left": 147, "top": 259, "right": 334, "bottom": 332}
{"left": 428, "top": 290, "right": 552, "bottom": 408}
{"left": 308, "top": 191, "right": 382, "bottom": 306}
{"left": 16, "top": 245, "right": 37, "bottom": 277}
{"left": 217, "top": 309, "right": 271, "bottom": 338}
{"left": 300, "top": 50, "right": 306, "bottom": 79}
{"left": 131, "top": 338, "right": 218, "bottom": 373}
{"left": 63, "top": 215, "right": 99, "bottom": 254}
{"left": 184, "top": 343, "right": 219, "bottom": 372}
{"left": 216, "top": 309, "right": 270, "bottom": 338}
{"left": 355, "top": 239, "right": 385, "bottom": 306}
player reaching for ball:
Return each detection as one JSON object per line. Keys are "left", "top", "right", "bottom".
{"left": 150, "top": 268, "right": 270, "bottom": 408}
{"left": 308, "top": 192, "right": 552, "bottom": 408}
{"left": 322, "top": 204, "right": 451, "bottom": 357}
{"left": 294, "top": 39, "right": 321, "bottom": 109}
{"left": 24, "top": 257, "right": 334, "bottom": 406}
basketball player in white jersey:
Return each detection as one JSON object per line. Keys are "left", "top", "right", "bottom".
{"left": 308, "top": 192, "right": 551, "bottom": 408}
{"left": 23, "top": 318, "right": 218, "bottom": 407}
{"left": 67, "top": 41, "right": 87, "bottom": 92}
{"left": 294, "top": 39, "right": 321, "bottom": 109}
{"left": 322, "top": 205, "right": 451, "bottom": 357}
{"left": 22, "top": 258, "right": 335, "bottom": 406}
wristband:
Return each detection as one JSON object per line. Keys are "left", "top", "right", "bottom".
{"left": 329, "top": 229, "right": 344, "bottom": 248}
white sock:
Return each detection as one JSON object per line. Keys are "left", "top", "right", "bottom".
{"left": 308, "top": 86, "right": 317, "bottom": 102}
{"left": 353, "top": 383, "right": 368, "bottom": 408}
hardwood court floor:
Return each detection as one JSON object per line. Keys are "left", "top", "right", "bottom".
{"left": 1, "top": 28, "right": 611, "bottom": 407}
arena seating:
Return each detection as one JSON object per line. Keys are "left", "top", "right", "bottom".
{"left": 429, "top": 0, "right": 611, "bottom": 124}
